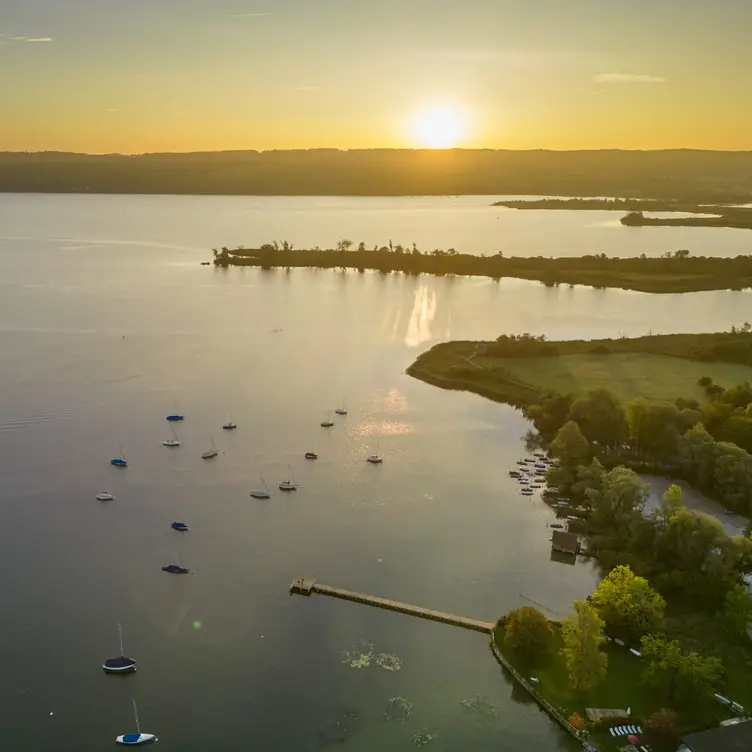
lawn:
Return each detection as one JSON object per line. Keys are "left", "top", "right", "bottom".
{"left": 494, "top": 624, "right": 738, "bottom": 752}
{"left": 477, "top": 352, "right": 752, "bottom": 405}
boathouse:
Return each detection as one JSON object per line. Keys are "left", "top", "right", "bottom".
{"left": 551, "top": 530, "right": 580, "bottom": 555}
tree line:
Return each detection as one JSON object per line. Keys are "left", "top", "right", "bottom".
{"left": 525, "top": 373, "right": 752, "bottom": 515}
{"left": 4, "top": 149, "right": 752, "bottom": 200}
{"left": 211, "top": 244, "right": 752, "bottom": 293}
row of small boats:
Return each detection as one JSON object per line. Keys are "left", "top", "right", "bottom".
{"left": 509, "top": 452, "right": 554, "bottom": 496}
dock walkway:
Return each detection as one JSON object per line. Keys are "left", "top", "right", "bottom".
{"left": 289, "top": 578, "right": 494, "bottom": 634}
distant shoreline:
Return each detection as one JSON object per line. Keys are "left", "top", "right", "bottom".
{"left": 210, "top": 246, "right": 752, "bottom": 294}
{"left": 2, "top": 149, "right": 751, "bottom": 201}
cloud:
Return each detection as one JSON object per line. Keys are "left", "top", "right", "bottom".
{"left": 227, "top": 12, "right": 272, "bottom": 17}
{"left": 11, "top": 36, "right": 53, "bottom": 42}
{"left": 593, "top": 73, "right": 666, "bottom": 83}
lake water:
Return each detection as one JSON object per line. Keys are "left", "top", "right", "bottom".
{"left": 1, "top": 193, "right": 751, "bottom": 259}
{"left": 1, "top": 194, "right": 751, "bottom": 751}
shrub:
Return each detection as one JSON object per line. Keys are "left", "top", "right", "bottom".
{"left": 568, "top": 712, "right": 586, "bottom": 730}
{"left": 643, "top": 708, "right": 680, "bottom": 752}
{"left": 697, "top": 376, "right": 713, "bottom": 387}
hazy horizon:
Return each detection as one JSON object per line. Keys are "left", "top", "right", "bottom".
{"left": 2, "top": 0, "right": 751, "bottom": 153}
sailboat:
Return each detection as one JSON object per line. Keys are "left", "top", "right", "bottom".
{"left": 335, "top": 398, "right": 347, "bottom": 416}
{"left": 111, "top": 446, "right": 128, "bottom": 467}
{"left": 250, "top": 475, "right": 270, "bottom": 499}
{"left": 320, "top": 410, "right": 334, "bottom": 428}
{"left": 171, "top": 521, "right": 189, "bottom": 531}
{"left": 222, "top": 419, "right": 237, "bottom": 430}
{"left": 96, "top": 492, "right": 115, "bottom": 501}
{"left": 366, "top": 439, "right": 383, "bottom": 464}
{"left": 304, "top": 443, "right": 318, "bottom": 460}
{"left": 116, "top": 699, "right": 157, "bottom": 746}
{"left": 201, "top": 437, "right": 218, "bottom": 459}
{"left": 162, "top": 547, "right": 190, "bottom": 574}
{"left": 279, "top": 465, "right": 298, "bottom": 491}
{"left": 166, "top": 400, "right": 184, "bottom": 422}
{"left": 103, "top": 623, "right": 137, "bottom": 674}
{"left": 162, "top": 424, "right": 180, "bottom": 448}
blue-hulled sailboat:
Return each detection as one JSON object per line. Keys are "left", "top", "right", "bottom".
{"left": 171, "top": 521, "right": 189, "bottom": 532}
{"left": 162, "top": 548, "right": 190, "bottom": 574}
{"left": 103, "top": 623, "right": 137, "bottom": 674}
{"left": 111, "top": 446, "right": 128, "bottom": 467}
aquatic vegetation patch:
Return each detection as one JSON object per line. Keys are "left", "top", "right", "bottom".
{"left": 383, "top": 696, "right": 413, "bottom": 722}
{"left": 412, "top": 729, "right": 438, "bottom": 746}
{"left": 340, "top": 639, "right": 374, "bottom": 669}
{"left": 375, "top": 652, "right": 403, "bottom": 671}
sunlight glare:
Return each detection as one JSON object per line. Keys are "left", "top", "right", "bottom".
{"left": 411, "top": 106, "right": 464, "bottom": 148}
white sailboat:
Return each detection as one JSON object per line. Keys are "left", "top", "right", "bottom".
{"left": 201, "top": 436, "right": 218, "bottom": 459}
{"left": 162, "top": 423, "right": 180, "bottom": 448}
{"left": 115, "top": 699, "right": 157, "bottom": 745}
{"left": 222, "top": 413, "right": 237, "bottom": 430}
{"left": 366, "top": 439, "right": 383, "bottom": 464}
{"left": 335, "top": 398, "right": 347, "bottom": 416}
{"left": 96, "top": 492, "right": 115, "bottom": 501}
{"left": 279, "top": 465, "right": 298, "bottom": 491}
{"left": 250, "top": 475, "right": 270, "bottom": 499}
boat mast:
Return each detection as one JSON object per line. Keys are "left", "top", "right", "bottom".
{"left": 118, "top": 623, "right": 124, "bottom": 657}
{"left": 133, "top": 699, "right": 140, "bottom": 734}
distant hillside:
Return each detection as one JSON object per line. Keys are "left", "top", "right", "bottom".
{"left": 1, "top": 149, "right": 751, "bottom": 200}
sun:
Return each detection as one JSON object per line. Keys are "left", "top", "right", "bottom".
{"left": 411, "top": 106, "right": 464, "bottom": 148}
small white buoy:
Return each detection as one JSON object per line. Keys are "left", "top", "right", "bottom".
{"left": 377, "top": 558, "right": 383, "bottom": 563}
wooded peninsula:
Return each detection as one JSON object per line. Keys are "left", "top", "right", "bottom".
{"left": 211, "top": 244, "right": 752, "bottom": 293}
{"left": 435, "top": 329, "right": 752, "bottom": 749}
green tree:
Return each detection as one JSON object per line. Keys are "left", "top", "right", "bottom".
{"left": 548, "top": 420, "right": 592, "bottom": 493}
{"left": 568, "top": 388, "right": 628, "bottom": 450}
{"left": 640, "top": 634, "right": 722, "bottom": 706}
{"left": 643, "top": 708, "right": 681, "bottom": 752}
{"left": 590, "top": 565, "right": 665, "bottom": 643}
{"left": 720, "top": 583, "right": 752, "bottom": 638}
{"left": 503, "top": 606, "right": 554, "bottom": 664}
{"left": 586, "top": 467, "right": 650, "bottom": 539}
{"left": 336, "top": 239, "right": 354, "bottom": 252}
{"left": 651, "top": 483, "right": 685, "bottom": 528}
{"left": 560, "top": 601, "right": 608, "bottom": 691}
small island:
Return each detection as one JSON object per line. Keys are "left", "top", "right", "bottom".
{"left": 209, "top": 243, "right": 752, "bottom": 294}
{"left": 621, "top": 209, "right": 752, "bottom": 230}
{"left": 492, "top": 198, "right": 752, "bottom": 231}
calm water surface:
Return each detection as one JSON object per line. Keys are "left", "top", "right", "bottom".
{"left": 1, "top": 193, "right": 751, "bottom": 258}
{"left": 1, "top": 195, "right": 751, "bottom": 751}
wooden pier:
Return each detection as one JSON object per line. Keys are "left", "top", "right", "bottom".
{"left": 289, "top": 578, "right": 494, "bottom": 634}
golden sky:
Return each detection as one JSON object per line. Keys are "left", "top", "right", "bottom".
{"left": 1, "top": 0, "right": 751, "bottom": 153}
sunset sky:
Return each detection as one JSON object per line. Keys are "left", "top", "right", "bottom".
{"left": 1, "top": 0, "right": 751, "bottom": 153}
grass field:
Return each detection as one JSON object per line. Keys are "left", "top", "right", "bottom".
{"left": 475, "top": 352, "right": 752, "bottom": 404}
{"left": 494, "top": 624, "right": 740, "bottom": 752}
